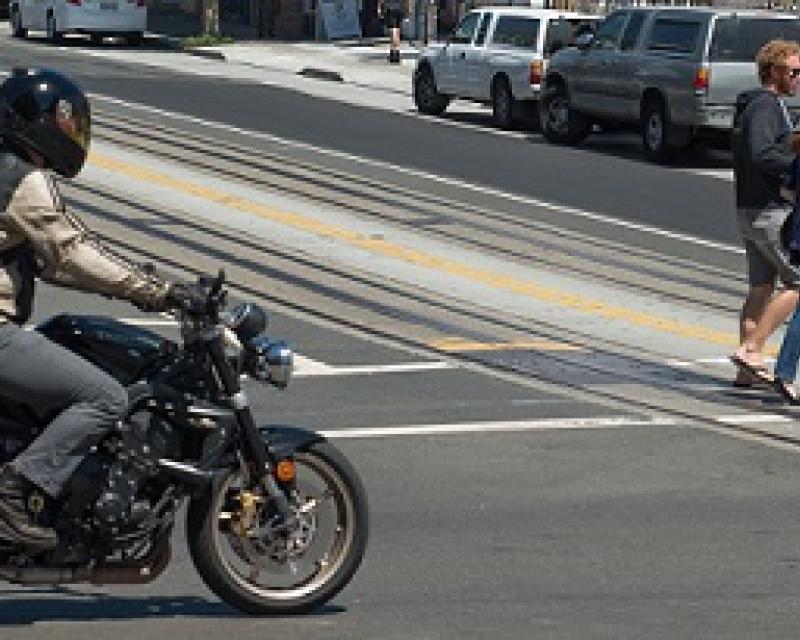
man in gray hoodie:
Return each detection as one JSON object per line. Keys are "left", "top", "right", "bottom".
{"left": 730, "top": 40, "right": 800, "bottom": 385}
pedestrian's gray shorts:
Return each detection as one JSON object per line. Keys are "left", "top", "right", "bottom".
{"left": 737, "top": 206, "right": 800, "bottom": 288}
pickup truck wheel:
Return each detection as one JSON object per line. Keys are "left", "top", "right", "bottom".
{"left": 641, "top": 101, "right": 674, "bottom": 163}
{"left": 126, "top": 31, "right": 144, "bottom": 47}
{"left": 540, "top": 87, "right": 589, "bottom": 145}
{"left": 492, "top": 78, "right": 516, "bottom": 130}
{"left": 413, "top": 67, "right": 449, "bottom": 116}
{"left": 10, "top": 7, "right": 27, "bottom": 38}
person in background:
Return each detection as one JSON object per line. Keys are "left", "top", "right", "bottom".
{"left": 730, "top": 40, "right": 800, "bottom": 387}
{"left": 379, "top": 0, "right": 405, "bottom": 64}
{"left": 771, "top": 156, "right": 800, "bottom": 402}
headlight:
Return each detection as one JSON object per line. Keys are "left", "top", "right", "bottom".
{"left": 248, "top": 335, "right": 293, "bottom": 389}
{"left": 223, "top": 303, "right": 267, "bottom": 342}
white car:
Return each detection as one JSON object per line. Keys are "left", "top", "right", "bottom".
{"left": 10, "top": 0, "right": 146, "bottom": 46}
{"left": 413, "top": 8, "right": 600, "bottom": 129}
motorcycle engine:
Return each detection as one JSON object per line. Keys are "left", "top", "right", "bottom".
{"left": 93, "top": 415, "right": 177, "bottom": 534}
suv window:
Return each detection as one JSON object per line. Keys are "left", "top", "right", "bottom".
{"left": 620, "top": 11, "right": 646, "bottom": 51}
{"left": 474, "top": 12, "right": 491, "bottom": 46}
{"left": 492, "top": 16, "right": 540, "bottom": 49}
{"left": 711, "top": 18, "right": 800, "bottom": 62}
{"left": 450, "top": 12, "right": 481, "bottom": 44}
{"left": 647, "top": 18, "right": 702, "bottom": 54}
{"left": 544, "top": 18, "right": 598, "bottom": 57}
{"left": 593, "top": 11, "right": 629, "bottom": 50}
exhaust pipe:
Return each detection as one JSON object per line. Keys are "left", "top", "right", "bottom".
{"left": 0, "top": 543, "right": 170, "bottom": 585}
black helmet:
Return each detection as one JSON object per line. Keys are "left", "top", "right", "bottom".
{"left": 0, "top": 68, "right": 90, "bottom": 178}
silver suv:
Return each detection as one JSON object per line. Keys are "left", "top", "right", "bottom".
{"left": 413, "top": 9, "right": 599, "bottom": 129}
{"left": 541, "top": 7, "right": 800, "bottom": 161}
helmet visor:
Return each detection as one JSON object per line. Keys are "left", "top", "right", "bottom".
{"left": 54, "top": 98, "right": 90, "bottom": 152}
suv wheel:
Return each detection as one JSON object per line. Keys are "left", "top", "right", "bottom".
{"left": 10, "top": 7, "right": 27, "bottom": 39}
{"left": 413, "top": 66, "right": 449, "bottom": 116}
{"left": 492, "top": 77, "right": 516, "bottom": 130}
{"left": 641, "top": 100, "right": 674, "bottom": 163}
{"left": 540, "top": 86, "right": 590, "bottom": 145}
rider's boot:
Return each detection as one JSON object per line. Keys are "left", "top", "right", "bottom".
{"left": 0, "top": 467, "right": 57, "bottom": 551}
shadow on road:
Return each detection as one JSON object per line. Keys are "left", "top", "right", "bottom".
{"left": 0, "top": 591, "right": 346, "bottom": 624}
{"left": 438, "top": 108, "right": 732, "bottom": 171}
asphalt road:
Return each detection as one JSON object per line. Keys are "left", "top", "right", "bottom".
{"left": 0, "top": 36, "right": 738, "bottom": 245}
{"left": 2, "top": 32, "right": 800, "bottom": 640}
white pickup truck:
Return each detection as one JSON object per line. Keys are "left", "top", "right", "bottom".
{"left": 413, "top": 8, "right": 600, "bottom": 129}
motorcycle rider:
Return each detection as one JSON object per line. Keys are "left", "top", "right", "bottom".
{"left": 0, "top": 68, "right": 199, "bottom": 551}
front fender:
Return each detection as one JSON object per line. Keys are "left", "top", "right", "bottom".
{"left": 259, "top": 425, "right": 326, "bottom": 459}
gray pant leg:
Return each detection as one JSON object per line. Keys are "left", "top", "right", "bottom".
{"left": 0, "top": 323, "right": 128, "bottom": 497}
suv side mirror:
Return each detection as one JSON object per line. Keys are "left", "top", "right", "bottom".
{"left": 576, "top": 32, "right": 594, "bottom": 50}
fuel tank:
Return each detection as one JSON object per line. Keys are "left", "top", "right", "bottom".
{"left": 37, "top": 314, "right": 178, "bottom": 385}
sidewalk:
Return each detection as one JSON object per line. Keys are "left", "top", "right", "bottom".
{"left": 182, "top": 37, "right": 421, "bottom": 96}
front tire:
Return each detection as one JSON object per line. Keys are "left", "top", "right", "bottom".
{"left": 491, "top": 77, "right": 516, "bottom": 130}
{"left": 413, "top": 66, "right": 449, "bottom": 116}
{"left": 540, "top": 85, "right": 589, "bottom": 145}
{"left": 187, "top": 441, "right": 369, "bottom": 615}
{"left": 641, "top": 99, "right": 674, "bottom": 163}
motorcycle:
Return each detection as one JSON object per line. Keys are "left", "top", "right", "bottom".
{"left": 0, "top": 271, "right": 369, "bottom": 615}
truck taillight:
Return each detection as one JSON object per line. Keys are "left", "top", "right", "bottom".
{"left": 529, "top": 60, "right": 543, "bottom": 86}
{"left": 693, "top": 67, "right": 710, "bottom": 93}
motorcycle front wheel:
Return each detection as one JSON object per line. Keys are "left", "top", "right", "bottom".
{"left": 186, "top": 440, "right": 369, "bottom": 615}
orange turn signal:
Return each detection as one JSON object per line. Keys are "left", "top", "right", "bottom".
{"left": 275, "top": 459, "right": 296, "bottom": 483}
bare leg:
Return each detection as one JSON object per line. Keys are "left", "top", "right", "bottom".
{"left": 740, "top": 283, "right": 773, "bottom": 346}
{"left": 735, "top": 286, "right": 798, "bottom": 369}
{"left": 389, "top": 26, "right": 401, "bottom": 63}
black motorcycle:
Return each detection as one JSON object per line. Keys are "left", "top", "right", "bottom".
{"left": 0, "top": 271, "right": 368, "bottom": 615}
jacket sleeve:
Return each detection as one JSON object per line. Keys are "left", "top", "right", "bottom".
{"left": 749, "top": 99, "right": 795, "bottom": 177}
{"left": 5, "top": 170, "right": 170, "bottom": 308}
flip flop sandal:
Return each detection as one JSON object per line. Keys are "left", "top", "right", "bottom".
{"left": 729, "top": 354, "right": 774, "bottom": 385}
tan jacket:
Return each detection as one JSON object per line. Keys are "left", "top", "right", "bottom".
{"left": 0, "top": 167, "right": 169, "bottom": 324}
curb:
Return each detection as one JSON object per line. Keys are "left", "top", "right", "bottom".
{"left": 182, "top": 48, "right": 227, "bottom": 61}
{"left": 298, "top": 67, "right": 344, "bottom": 82}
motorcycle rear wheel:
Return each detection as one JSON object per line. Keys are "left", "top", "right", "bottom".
{"left": 186, "top": 441, "right": 368, "bottom": 615}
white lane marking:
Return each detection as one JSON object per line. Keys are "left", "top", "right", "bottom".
{"left": 714, "top": 414, "right": 794, "bottom": 425}
{"left": 319, "top": 416, "right": 679, "bottom": 437}
{"left": 319, "top": 412, "right": 800, "bottom": 438}
{"left": 667, "top": 356, "right": 775, "bottom": 368}
{"left": 87, "top": 92, "right": 743, "bottom": 256}
{"left": 293, "top": 354, "right": 452, "bottom": 377}
{"left": 681, "top": 169, "right": 733, "bottom": 182}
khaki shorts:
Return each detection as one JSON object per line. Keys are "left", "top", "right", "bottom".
{"left": 738, "top": 206, "right": 800, "bottom": 287}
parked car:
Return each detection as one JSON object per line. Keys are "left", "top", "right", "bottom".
{"left": 541, "top": 7, "right": 800, "bottom": 161}
{"left": 10, "top": 0, "right": 146, "bottom": 46}
{"left": 413, "top": 8, "right": 600, "bottom": 129}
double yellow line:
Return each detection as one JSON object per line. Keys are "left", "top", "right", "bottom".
{"left": 89, "top": 151, "right": 743, "bottom": 350}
